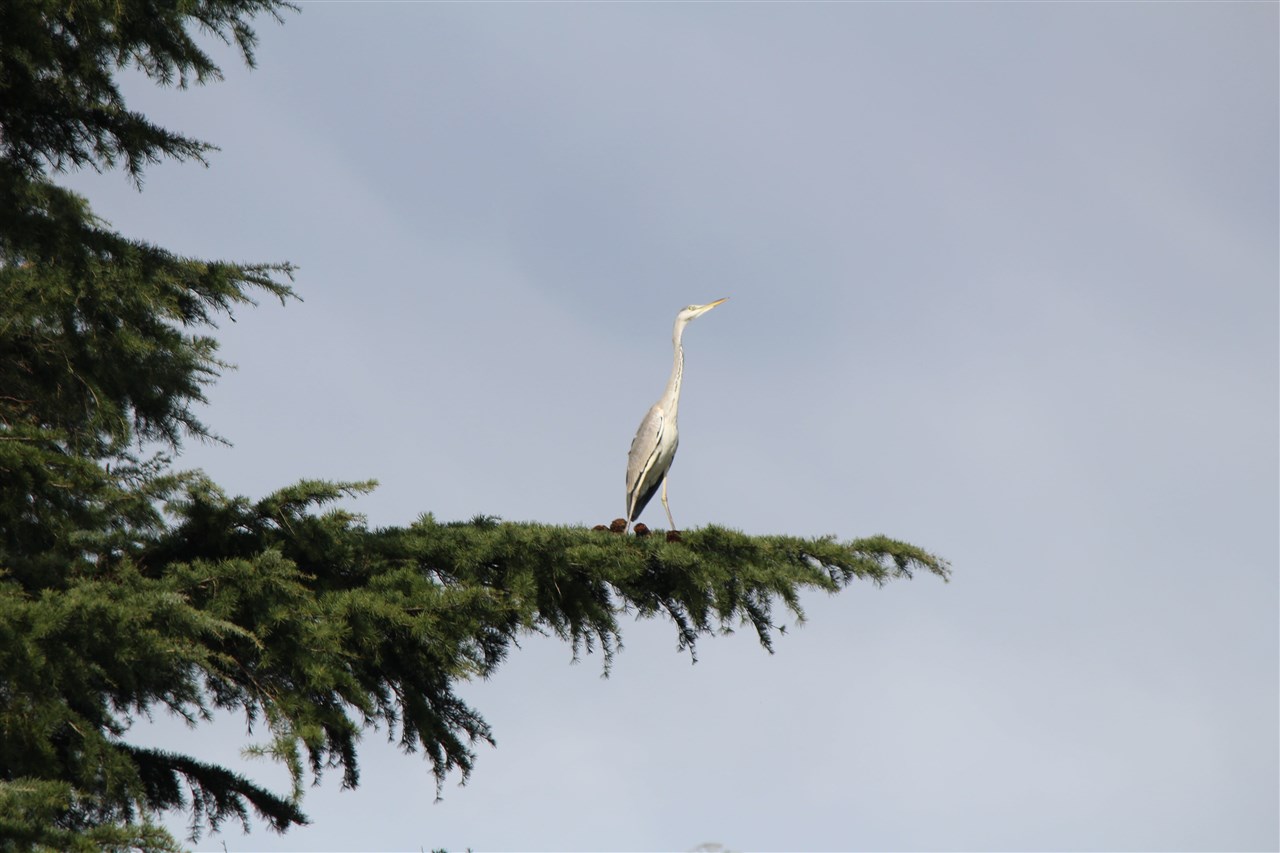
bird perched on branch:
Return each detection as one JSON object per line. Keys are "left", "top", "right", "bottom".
{"left": 625, "top": 298, "right": 728, "bottom": 533}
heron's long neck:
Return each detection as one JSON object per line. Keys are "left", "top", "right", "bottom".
{"left": 665, "top": 321, "right": 687, "bottom": 420}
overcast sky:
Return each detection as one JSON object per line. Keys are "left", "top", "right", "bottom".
{"left": 64, "top": 2, "right": 1277, "bottom": 851}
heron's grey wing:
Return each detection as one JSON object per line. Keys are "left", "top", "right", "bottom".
{"left": 626, "top": 403, "right": 666, "bottom": 520}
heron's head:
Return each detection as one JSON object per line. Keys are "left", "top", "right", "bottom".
{"left": 677, "top": 297, "right": 728, "bottom": 324}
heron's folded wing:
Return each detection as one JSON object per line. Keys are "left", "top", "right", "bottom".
{"left": 626, "top": 404, "right": 665, "bottom": 502}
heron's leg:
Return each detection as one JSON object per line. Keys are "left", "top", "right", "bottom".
{"left": 660, "top": 475, "right": 676, "bottom": 530}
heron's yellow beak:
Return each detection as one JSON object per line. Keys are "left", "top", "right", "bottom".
{"left": 701, "top": 297, "right": 729, "bottom": 312}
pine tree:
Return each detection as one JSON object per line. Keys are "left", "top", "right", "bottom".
{"left": 0, "top": 3, "right": 948, "bottom": 848}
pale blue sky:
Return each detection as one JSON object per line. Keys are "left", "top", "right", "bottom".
{"left": 66, "top": 2, "right": 1277, "bottom": 850}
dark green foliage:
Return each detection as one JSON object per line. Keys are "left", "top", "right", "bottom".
{"left": 0, "top": 0, "right": 293, "bottom": 181}
{"left": 2, "top": 471, "right": 948, "bottom": 846}
{"left": 0, "top": 1, "right": 949, "bottom": 848}
{"left": 0, "top": 778, "right": 183, "bottom": 852}
{"left": 0, "top": 165, "right": 294, "bottom": 593}
{"left": 397, "top": 516, "right": 948, "bottom": 663}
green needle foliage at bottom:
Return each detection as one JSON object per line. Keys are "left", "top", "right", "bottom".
{"left": 395, "top": 514, "right": 949, "bottom": 663}
{"left": 0, "top": 479, "right": 948, "bottom": 847}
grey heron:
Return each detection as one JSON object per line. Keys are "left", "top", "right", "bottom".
{"left": 625, "top": 298, "right": 728, "bottom": 532}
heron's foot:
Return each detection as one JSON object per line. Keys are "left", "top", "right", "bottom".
{"left": 633, "top": 523, "right": 652, "bottom": 537}
{"left": 665, "top": 530, "right": 682, "bottom": 543}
